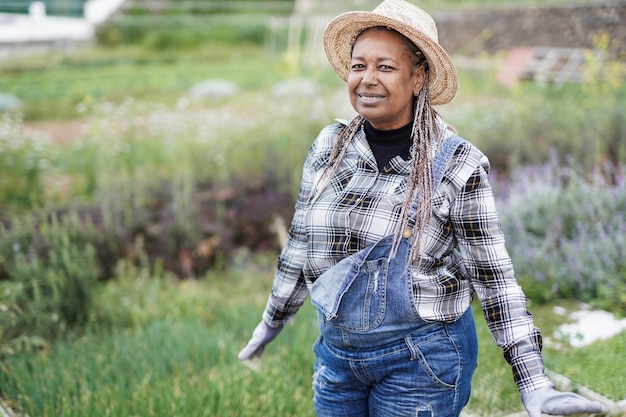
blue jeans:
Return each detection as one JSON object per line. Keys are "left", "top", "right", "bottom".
{"left": 310, "top": 235, "right": 478, "bottom": 417}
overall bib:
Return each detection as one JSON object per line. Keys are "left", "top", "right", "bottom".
{"left": 309, "top": 136, "right": 478, "bottom": 417}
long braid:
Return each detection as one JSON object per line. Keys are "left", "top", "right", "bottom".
{"left": 307, "top": 115, "right": 365, "bottom": 206}
{"left": 391, "top": 72, "right": 442, "bottom": 260}
{"left": 328, "top": 115, "right": 365, "bottom": 171}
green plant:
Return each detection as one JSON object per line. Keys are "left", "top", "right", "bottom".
{"left": 544, "top": 330, "right": 626, "bottom": 402}
{"left": 0, "top": 113, "right": 55, "bottom": 212}
{"left": 497, "top": 160, "right": 626, "bottom": 314}
{"left": 1, "top": 259, "right": 623, "bottom": 416}
{"left": 444, "top": 34, "right": 626, "bottom": 174}
{"left": 0, "top": 43, "right": 278, "bottom": 122}
{"left": 0, "top": 264, "right": 319, "bottom": 417}
{"left": 0, "top": 211, "right": 99, "bottom": 356}
{"left": 0, "top": 270, "right": 525, "bottom": 417}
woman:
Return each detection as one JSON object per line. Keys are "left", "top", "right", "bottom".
{"left": 239, "top": 1, "right": 605, "bottom": 416}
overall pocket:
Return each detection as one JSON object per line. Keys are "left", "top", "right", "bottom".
{"left": 320, "top": 257, "right": 388, "bottom": 332}
{"left": 405, "top": 324, "right": 461, "bottom": 389}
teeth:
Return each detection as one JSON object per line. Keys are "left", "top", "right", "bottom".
{"left": 360, "top": 95, "right": 382, "bottom": 101}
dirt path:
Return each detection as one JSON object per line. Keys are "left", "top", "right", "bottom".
{"left": 25, "top": 118, "right": 87, "bottom": 144}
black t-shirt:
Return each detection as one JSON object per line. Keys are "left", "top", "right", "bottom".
{"left": 364, "top": 120, "right": 413, "bottom": 171}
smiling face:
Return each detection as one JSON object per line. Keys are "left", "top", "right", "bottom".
{"left": 348, "top": 28, "right": 425, "bottom": 131}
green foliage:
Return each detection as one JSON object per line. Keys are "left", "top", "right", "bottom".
{"left": 66, "top": 93, "right": 317, "bottom": 243}
{"left": 0, "top": 90, "right": 326, "bottom": 356}
{"left": 445, "top": 32, "right": 626, "bottom": 173}
{"left": 1, "top": 84, "right": 324, "bottom": 212}
{"left": 0, "top": 267, "right": 319, "bottom": 417}
{"left": 0, "top": 273, "right": 520, "bottom": 417}
{"left": 95, "top": 0, "right": 293, "bottom": 50}
{"left": 7, "top": 272, "right": 621, "bottom": 416}
{"left": 0, "top": 211, "right": 99, "bottom": 356}
{"left": 497, "top": 160, "right": 626, "bottom": 314}
{"left": 87, "top": 258, "right": 241, "bottom": 331}
{"left": 0, "top": 256, "right": 622, "bottom": 416}
{"left": 0, "top": 43, "right": 282, "bottom": 122}
{"left": 544, "top": 330, "right": 626, "bottom": 402}
{"left": 0, "top": 113, "right": 55, "bottom": 211}
{"left": 98, "top": 15, "right": 269, "bottom": 50}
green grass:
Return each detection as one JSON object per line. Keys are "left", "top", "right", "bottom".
{"left": 523, "top": 301, "right": 626, "bottom": 405}
{"left": 0, "top": 268, "right": 485, "bottom": 416}
{"left": 4, "top": 263, "right": 623, "bottom": 417}
{"left": 0, "top": 264, "right": 321, "bottom": 417}
{"left": 543, "top": 319, "right": 626, "bottom": 403}
{"left": 0, "top": 43, "right": 295, "bottom": 122}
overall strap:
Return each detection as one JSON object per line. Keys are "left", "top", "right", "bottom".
{"left": 433, "top": 134, "right": 464, "bottom": 190}
{"left": 406, "top": 134, "right": 465, "bottom": 222}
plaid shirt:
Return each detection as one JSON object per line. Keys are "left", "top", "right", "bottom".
{"left": 262, "top": 120, "right": 550, "bottom": 394}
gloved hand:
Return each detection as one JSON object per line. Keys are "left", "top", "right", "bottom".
{"left": 521, "top": 385, "right": 605, "bottom": 417}
{"left": 238, "top": 321, "right": 284, "bottom": 361}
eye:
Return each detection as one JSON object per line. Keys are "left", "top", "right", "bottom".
{"left": 350, "top": 63, "right": 365, "bottom": 70}
{"left": 379, "top": 65, "right": 394, "bottom": 71}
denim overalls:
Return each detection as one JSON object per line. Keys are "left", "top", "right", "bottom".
{"left": 310, "top": 135, "right": 478, "bottom": 417}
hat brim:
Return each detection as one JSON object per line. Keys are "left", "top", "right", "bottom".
{"left": 323, "top": 11, "right": 458, "bottom": 105}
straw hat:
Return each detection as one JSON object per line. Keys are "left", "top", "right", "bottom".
{"left": 323, "top": 0, "right": 458, "bottom": 105}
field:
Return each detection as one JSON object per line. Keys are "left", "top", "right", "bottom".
{"left": 1, "top": 2, "right": 626, "bottom": 416}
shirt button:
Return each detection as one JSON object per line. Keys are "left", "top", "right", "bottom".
{"left": 402, "top": 228, "right": 412, "bottom": 238}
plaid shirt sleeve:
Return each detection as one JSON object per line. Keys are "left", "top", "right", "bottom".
{"left": 262, "top": 124, "right": 337, "bottom": 326}
{"left": 448, "top": 144, "right": 551, "bottom": 394}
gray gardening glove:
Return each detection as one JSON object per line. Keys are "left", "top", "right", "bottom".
{"left": 238, "top": 321, "right": 284, "bottom": 360}
{"left": 522, "top": 385, "right": 605, "bottom": 417}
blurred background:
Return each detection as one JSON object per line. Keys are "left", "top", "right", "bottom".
{"left": 0, "top": 1, "right": 625, "bottom": 416}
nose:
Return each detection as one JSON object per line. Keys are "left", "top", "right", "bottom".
{"left": 361, "top": 67, "right": 378, "bottom": 86}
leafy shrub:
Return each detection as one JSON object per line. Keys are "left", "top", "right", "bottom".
{"left": 497, "top": 159, "right": 626, "bottom": 314}
{"left": 0, "top": 211, "right": 99, "bottom": 356}
{"left": 0, "top": 114, "right": 55, "bottom": 212}
{"left": 448, "top": 33, "right": 626, "bottom": 174}
{"left": 0, "top": 272, "right": 320, "bottom": 417}
{"left": 98, "top": 14, "right": 272, "bottom": 49}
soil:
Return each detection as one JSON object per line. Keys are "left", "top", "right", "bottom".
{"left": 25, "top": 118, "right": 88, "bottom": 144}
